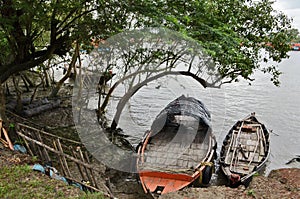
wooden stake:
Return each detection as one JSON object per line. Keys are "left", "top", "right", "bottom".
{"left": 84, "top": 150, "right": 99, "bottom": 189}
{"left": 56, "top": 139, "right": 72, "bottom": 178}
{"left": 31, "top": 130, "right": 44, "bottom": 161}
{"left": 77, "top": 147, "right": 93, "bottom": 187}
{"left": 53, "top": 140, "right": 68, "bottom": 177}
{"left": 36, "top": 130, "right": 51, "bottom": 162}
{"left": 71, "top": 146, "right": 86, "bottom": 181}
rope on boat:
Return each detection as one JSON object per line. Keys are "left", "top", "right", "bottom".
{"left": 200, "top": 161, "right": 214, "bottom": 167}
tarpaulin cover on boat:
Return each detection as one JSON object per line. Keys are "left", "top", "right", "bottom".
{"left": 151, "top": 95, "right": 211, "bottom": 134}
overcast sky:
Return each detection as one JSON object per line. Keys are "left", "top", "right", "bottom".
{"left": 273, "top": 0, "right": 300, "bottom": 30}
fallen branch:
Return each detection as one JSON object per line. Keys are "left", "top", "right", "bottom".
{"left": 0, "top": 119, "right": 14, "bottom": 150}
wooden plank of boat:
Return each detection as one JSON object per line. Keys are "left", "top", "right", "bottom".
{"left": 219, "top": 113, "right": 270, "bottom": 187}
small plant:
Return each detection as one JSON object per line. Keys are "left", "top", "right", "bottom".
{"left": 31, "top": 156, "right": 38, "bottom": 162}
{"left": 14, "top": 138, "right": 25, "bottom": 145}
{"left": 9, "top": 123, "right": 15, "bottom": 129}
{"left": 247, "top": 189, "right": 255, "bottom": 197}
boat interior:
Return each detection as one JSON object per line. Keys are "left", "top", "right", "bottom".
{"left": 223, "top": 118, "right": 268, "bottom": 175}
{"left": 139, "top": 115, "right": 213, "bottom": 174}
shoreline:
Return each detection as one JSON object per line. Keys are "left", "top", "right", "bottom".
{"left": 1, "top": 85, "right": 299, "bottom": 198}
{"left": 0, "top": 146, "right": 299, "bottom": 199}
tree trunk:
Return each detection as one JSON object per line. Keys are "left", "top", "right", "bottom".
{"left": 12, "top": 76, "right": 23, "bottom": 114}
{"left": 23, "top": 99, "right": 61, "bottom": 117}
{"left": 43, "top": 64, "right": 50, "bottom": 88}
{"left": 21, "top": 72, "right": 35, "bottom": 87}
{"left": 0, "top": 83, "right": 7, "bottom": 122}
{"left": 100, "top": 68, "right": 167, "bottom": 113}
{"left": 20, "top": 73, "right": 30, "bottom": 92}
{"left": 49, "top": 42, "right": 79, "bottom": 98}
{"left": 5, "top": 82, "right": 10, "bottom": 96}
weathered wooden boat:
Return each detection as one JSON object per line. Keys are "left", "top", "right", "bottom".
{"left": 220, "top": 113, "right": 270, "bottom": 187}
{"left": 136, "top": 95, "right": 217, "bottom": 195}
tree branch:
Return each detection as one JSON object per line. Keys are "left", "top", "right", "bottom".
{"left": 0, "top": 43, "right": 58, "bottom": 84}
{"left": 110, "top": 70, "right": 208, "bottom": 130}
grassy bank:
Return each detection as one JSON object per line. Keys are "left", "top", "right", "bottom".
{"left": 0, "top": 149, "right": 106, "bottom": 199}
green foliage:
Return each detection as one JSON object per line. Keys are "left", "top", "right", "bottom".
{"left": 247, "top": 189, "right": 255, "bottom": 196}
{"left": 0, "top": 0, "right": 135, "bottom": 83}
{"left": 288, "top": 29, "right": 300, "bottom": 42}
{"left": 0, "top": 0, "right": 295, "bottom": 85}
{"left": 9, "top": 123, "right": 15, "bottom": 129}
{"left": 133, "top": 0, "right": 294, "bottom": 85}
{"left": 31, "top": 156, "right": 38, "bottom": 162}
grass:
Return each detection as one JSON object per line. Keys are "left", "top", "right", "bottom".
{"left": 0, "top": 164, "right": 106, "bottom": 199}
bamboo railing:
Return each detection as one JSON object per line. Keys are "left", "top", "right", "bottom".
{"left": 15, "top": 123, "right": 112, "bottom": 197}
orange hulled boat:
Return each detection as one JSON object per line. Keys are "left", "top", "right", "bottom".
{"left": 136, "top": 95, "right": 217, "bottom": 195}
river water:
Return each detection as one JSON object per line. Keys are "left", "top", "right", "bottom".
{"left": 104, "top": 51, "right": 300, "bottom": 174}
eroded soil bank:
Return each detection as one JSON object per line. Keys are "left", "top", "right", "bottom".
{"left": 0, "top": 147, "right": 299, "bottom": 198}
{"left": 160, "top": 168, "right": 299, "bottom": 199}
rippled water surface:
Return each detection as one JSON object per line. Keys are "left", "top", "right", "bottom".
{"left": 103, "top": 52, "right": 300, "bottom": 174}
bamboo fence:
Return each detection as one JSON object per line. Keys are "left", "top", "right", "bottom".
{"left": 15, "top": 123, "right": 112, "bottom": 197}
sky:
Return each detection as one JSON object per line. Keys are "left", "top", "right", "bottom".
{"left": 273, "top": 0, "right": 300, "bottom": 30}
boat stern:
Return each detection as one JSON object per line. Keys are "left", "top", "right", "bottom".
{"left": 139, "top": 170, "right": 194, "bottom": 195}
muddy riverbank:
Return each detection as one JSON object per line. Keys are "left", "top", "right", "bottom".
{"left": 0, "top": 146, "right": 299, "bottom": 198}
{"left": 2, "top": 85, "right": 299, "bottom": 198}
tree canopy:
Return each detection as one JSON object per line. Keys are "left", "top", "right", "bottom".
{"left": 0, "top": 0, "right": 132, "bottom": 83}
{"left": 131, "top": 0, "right": 295, "bottom": 85}
{"left": 0, "top": 0, "right": 296, "bottom": 86}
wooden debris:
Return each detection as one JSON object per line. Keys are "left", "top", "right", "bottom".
{"left": 0, "top": 119, "right": 14, "bottom": 150}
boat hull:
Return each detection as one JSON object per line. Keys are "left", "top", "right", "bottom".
{"left": 220, "top": 113, "right": 270, "bottom": 187}
{"left": 139, "top": 170, "right": 194, "bottom": 194}
{"left": 137, "top": 130, "right": 216, "bottom": 194}
{"left": 137, "top": 96, "right": 217, "bottom": 194}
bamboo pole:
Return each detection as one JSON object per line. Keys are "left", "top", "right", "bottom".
{"left": 71, "top": 146, "right": 87, "bottom": 182}
{"left": 53, "top": 140, "right": 68, "bottom": 177}
{"left": 16, "top": 130, "right": 113, "bottom": 197}
{"left": 0, "top": 138, "right": 8, "bottom": 147}
{"left": 23, "top": 127, "right": 40, "bottom": 157}
{"left": 16, "top": 126, "right": 34, "bottom": 156}
{"left": 0, "top": 120, "right": 13, "bottom": 150}
{"left": 77, "top": 147, "right": 94, "bottom": 187}
{"left": 17, "top": 123, "right": 82, "bottom": 145}
{"left": 36, "top": 130, "right": 51, "bottom": 162}
{"left": 84, "top": 151, "right": 99, "bottom": 189}
{"left": 31, "top": 130, "right": 45, "bottom": 161}
{"left": 16, "top": 131, "right": 101, "bottom": 170}
{"left": 64, "top": 176, "right": 111, "bottom": 198}
{"left": 56, "top": 139, "right": 72, "bottom": 178}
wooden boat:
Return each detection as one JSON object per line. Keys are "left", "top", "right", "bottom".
{"left": 136, "top": 95, "right": 217, "bottom": 195}
{"left": 219, "top": 113, "right": 270, "bottom": 187}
